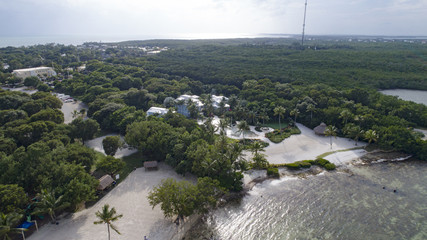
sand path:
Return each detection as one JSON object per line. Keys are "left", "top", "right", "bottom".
{"left": 28, "top": 163, "right": 196, "bottom": 240}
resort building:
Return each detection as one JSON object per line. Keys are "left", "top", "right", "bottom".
{"left": 12, "top": 66, "right": 57, "bottom": 79}
{"left": 175, "top": 95, "right": 204, "bottom": 117}
{"left": 175, "top": 94, "right": 229, "bottom": 117}
{"left": 147, "top": 107, "right": 169, "bottom": 116}
{"left": 212, "top": 95, "right": 230, "bottom": 109}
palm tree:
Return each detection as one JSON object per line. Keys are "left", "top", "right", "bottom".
{"left": 306, "top": 104, "right": 315, "bottom": 122}
{"left": 249, "top": 141, "right": 265, "bottom": 156}
{"left": 94, "top": 204, "right": 123, "bottom": 240}
{"left": 290, "top": 108, "right": 300, "bottom": 123}
{"left": 324, "top": 125, "right": 337, "bottom": 149}
{"left": 32, "top": 189, "right": 70, "bottom": 223}
{"left": 273, "top": 106, "right": 286, "bottom": 130}
{"left": 247, "top": 110, "right": 257, "bottom": 125}
{"left": 352, "top": 125, "right": 364, "bottom": 146}
{"left": 237, "top": 120, "right": 250, "bottom": 143}
{"left": 218, "top": 118, "right": 229, "bottom": 136}
{"left": 71, "top": 109, "right": 79, "bottom": 119}
{"left": 364, "top": 129, "right": 378, "bottom": 148}
{"left": 0, "top": 212, "right": 26, "bottom": 240}
{"left": 339, "top": 109, "right": 353, "bottom": 125}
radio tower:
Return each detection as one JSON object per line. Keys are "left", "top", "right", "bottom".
{"left": 301, "top": 0, "right": 308, "bottom": 47}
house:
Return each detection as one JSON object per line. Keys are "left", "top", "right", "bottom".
{"left": 175, "top": 95, "right": 204, "bottom": 117}
{"left": 314, "top": 122, "right": 327, "bottom": 135}
{"left": 147, "top": 107, "right": 169, "bottom": 116}
{"left": 12, "top": 67, "right": 57, "bottom": 79}
{"left": 211, "top": 95, "right": 230, "bottom": 110}
{"left": 97, "top": 174, "right": 115, "bottom": 191}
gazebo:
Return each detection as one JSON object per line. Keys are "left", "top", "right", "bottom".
{"left": 314, "top": 122, "right": 327, "bottom": 135}
{"left": 144, "top": 161, "right": 158, "bottom": 171}
{"left": 97, "top": 175, "right": 114, "bottom": 191}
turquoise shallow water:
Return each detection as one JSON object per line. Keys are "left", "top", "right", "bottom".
{"left": 186, "top": 161, "right": 427, "bottom": 240}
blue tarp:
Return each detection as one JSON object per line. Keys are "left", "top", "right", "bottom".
{"left": 17, "top": 221, "right": 34, "bottom": 229}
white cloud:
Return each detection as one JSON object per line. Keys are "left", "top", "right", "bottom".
{"left": 0, "top": 0, "right": 426, "bottom": 36}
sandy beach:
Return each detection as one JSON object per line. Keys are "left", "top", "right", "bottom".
{"left": 265, "top": 123, "right": 367, "bottom": 164}
{"left": 216, "top": 120, "right": 367, "bottom": 165}
{"left": 28, "top": 163, "right": 197, "bottom": 240}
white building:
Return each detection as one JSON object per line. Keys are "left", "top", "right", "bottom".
{"left": 147, "top": 107, "right": 169, "bottom": 117}
{"left": 211, "top": 95, "right": 230, "bottom": 109}
{"left": 175, "top": 94, "right": 229, "bottom": 117}
{"left": 175, "top": 95, "right": 204, "bottom": 117}
{"left": 12, "top": 67, "right": 56, "bottom": 79}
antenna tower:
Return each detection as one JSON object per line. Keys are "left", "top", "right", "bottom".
{"left": 301, "top": 0, "right": 308, "bottom": 47}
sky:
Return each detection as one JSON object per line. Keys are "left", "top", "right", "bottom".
{"left": 0, "top": 0, "right": 427, "bottom": 38}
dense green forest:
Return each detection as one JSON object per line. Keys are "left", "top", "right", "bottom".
{"left": 0, "top": 38, "right": 426, "bottom": 223}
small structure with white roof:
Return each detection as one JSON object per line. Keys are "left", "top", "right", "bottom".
{"left": 147, "top": 107, "right": 169, "bottom": 117}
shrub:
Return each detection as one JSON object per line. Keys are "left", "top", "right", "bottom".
{"left": 266, "top": 126, "right": 301, "bottom": 143}
{"left": 314, "top": 158, "right": 329, "bottom": 166}
{"left": 267, "top": 167, "right": 280, "bottom": 178}
{"left": 302, "top": 160, "right": 315, "bottom": 164}
{"left": 324, "top": 163, "right": 336, "bottom": 170}
{"left": 285, "top": 163, "right": 301, "bottom": 170}
{"left": 299, "top": 161, "right": 312, "bottom": 168}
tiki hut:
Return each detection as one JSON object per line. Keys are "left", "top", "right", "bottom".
{"left": 314, "top": 122, "right": 327, "bottom": 135}
{"left": 144, "top": 161, "right": 158, "bottom": 171}
{"left": 97, "top": 174, "right": 114, "bottom": 191}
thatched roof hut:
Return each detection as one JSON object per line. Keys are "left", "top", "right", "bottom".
{"left": 144, "top": 161, "right": 158, "bottom": 171}
{"left": 97, "top": 174, "right": 114, "bottom": 191}
{"left": 314, "top": 122, "right": 327, "bottom": 135}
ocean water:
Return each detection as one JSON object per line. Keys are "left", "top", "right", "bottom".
{"left": 0, "top": 33, "right": 291, "bottom": 48}
{"left": 186, "top": 161, "right": 427, "bottom": 239}
{"left": 380, "top": 89, "right": 427, "bottom": 106}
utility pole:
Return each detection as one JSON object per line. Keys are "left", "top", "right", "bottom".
{"left": 301, "top": 0, "right": 308, "bottom": 47}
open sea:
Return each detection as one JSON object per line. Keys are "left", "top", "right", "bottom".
{"left": 186, "top": 161, "right": 427, "bottom": 240}
{"left": 0, "top": 34, "right": 292, "bottom": 48}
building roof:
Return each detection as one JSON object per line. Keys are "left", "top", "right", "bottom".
{"left": 12, "top": 66, "right": 55, "bottom": 73}
{"left": 314, "top": 122, "right": 327, "bottom": 135}
{"left": 176, "top": 95, "right": 204, "bottom": 107}
{"left": 144, "top": 161, "right": 158, "bottom": 169}
{"left": 97, "top": 174, "right": 114, "bottom": 190}
{"left": 147, "top": 107, "right": 168, "bottom": 115}
{"left": 211, "top": 95, "right": 230, "bottom": 109}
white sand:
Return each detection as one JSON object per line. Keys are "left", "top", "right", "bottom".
{"left": 324, "top": 149, "right": 367, "bottom": 165}
{"left": 28, "top": 163, "right": 197, "bottom": 240}
{"left": 61, "top": 100, "right": 88, "bottom": 124}
{"left": 206, "top": 118, "right": 367, "bottom": 165}
{"left": 84, "top": 135, "right": 138, "bottom": 158}
{"left": 265, "top": 123, "right": 367, "bottom": 164}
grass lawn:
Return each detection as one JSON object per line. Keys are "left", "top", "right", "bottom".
{"left": 266, "top": 126, "right": 301, "bottom": 143}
